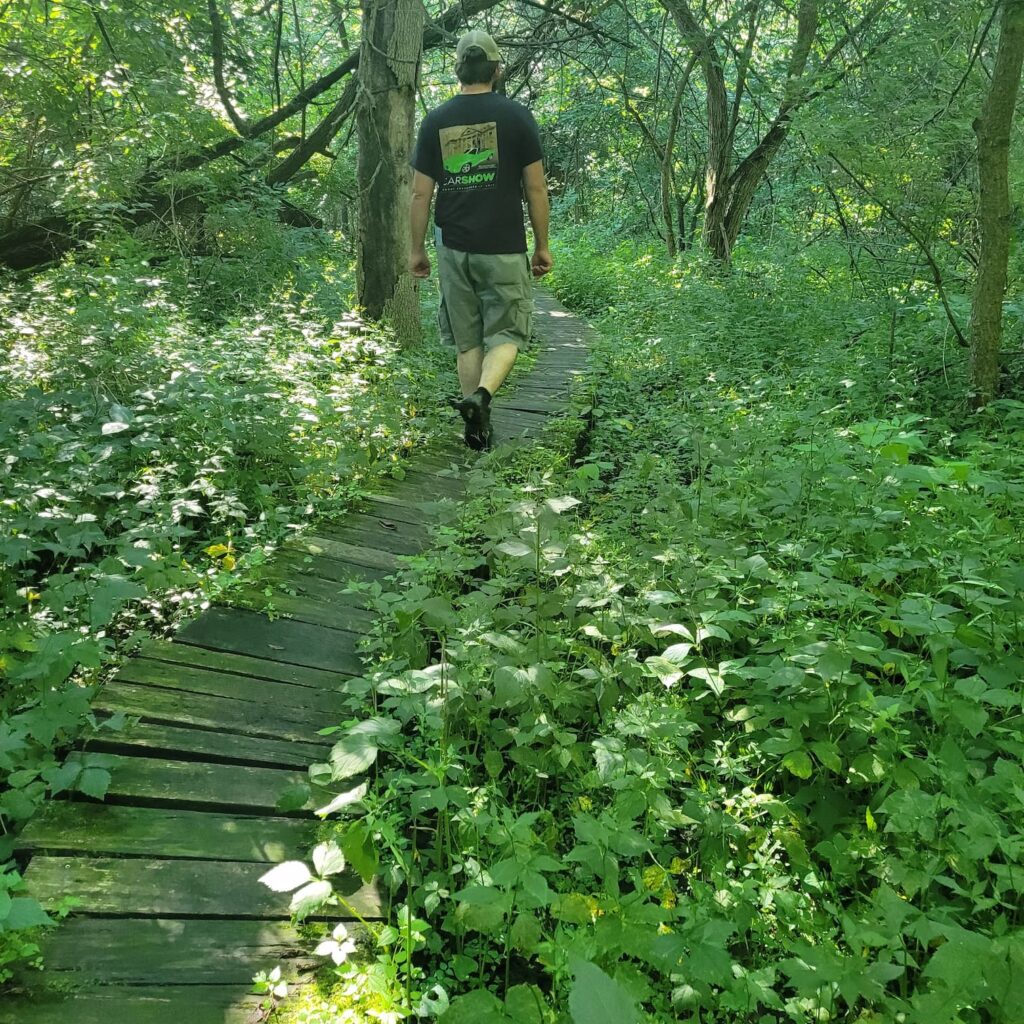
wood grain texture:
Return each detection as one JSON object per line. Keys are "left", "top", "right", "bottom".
{"left": 93, "top": 681, "right": 330, "bottom": 743}
{"left": 19, "top": 803, "right": 316, "bottom": 862}
{"left": 25, "top": 856, "right": 382, "bottom": 919}
{"left": 177, "top": 606, "right": 364, "bottom": 675}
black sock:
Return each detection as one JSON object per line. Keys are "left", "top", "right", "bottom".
{"left": 475, "top": 386, "right": 492, "bottom": 405}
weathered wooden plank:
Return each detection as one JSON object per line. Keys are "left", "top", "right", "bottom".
{"left": 94, "top": 682, "right": 328, "bottom": 746}
{"left": 81, "top": 753, "right": 333, "bottom": 815}
{"left": 286, "top": 533, "right": 402, "bottom": 572}
{"left": 247, "top": 567, "right": 375, "bottom": 610}
{"left": 116, "top": 657, "right": 349, "bottom": 716}
{"left": 25, "top": 856, "right": 382, "bottom": 919}
{"left": 88, "top": 718, "right": 328, "bottom": 768}
{"left": 177, "top": 606, "right": 364, "bottom": 675}
{"left": 307, "top": 522, "right": 425, "bottom": 557}
{"left": 323, "top": 510, "right": 433, "bottom": 544}
{"left": 139, "top": 637, "right": 348, "bottom": 689}
{"left": 24, "top": 917, "right": 333, "bottom": 984}
{"left": 229, "top": 585, "right": 378, "bottom": 633}
{"left": 389, "top": 467, "right": 465, "bottom": 495}
{"left": 274, "top": 543, "right": 395, "bottom": 579}
{"left": 268, "top": 549, "right": 393, "bottom": 588}
{"left": 352, "top": 491, "right": 437, "bottom": 524}
{"left": 501, "top": 394, "right": 569, "bottom": 415}
{"left": 490, "top": 409, "right": 550, "bottom": 438}
{"left": 19, "top": 803, "right": 316, "bottom": 862}
{"left": 0, "top": 985, "right": 268, "bottom": 1024}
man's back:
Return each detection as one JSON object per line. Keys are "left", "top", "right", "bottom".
{"left": 412, "top": 92, "right": 542, "bottom": 255}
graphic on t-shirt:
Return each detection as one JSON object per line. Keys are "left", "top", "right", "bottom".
{"left": 439, "top": 122, "right": 498, "bottom": 188}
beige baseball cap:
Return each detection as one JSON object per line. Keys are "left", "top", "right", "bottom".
{"left": 456, "top": 29, "right": 500, "bottom": 62}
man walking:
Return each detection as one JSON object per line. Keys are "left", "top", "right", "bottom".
{"left": 409, "top": 29, "right": 552, "bottom": 450}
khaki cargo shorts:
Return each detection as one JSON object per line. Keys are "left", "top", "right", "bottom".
{"left": 436, "top": 241, "right": 533, "bottom": 354}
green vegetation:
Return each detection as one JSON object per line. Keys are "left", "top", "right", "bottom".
{"left": 3, "top": 0, "right": 1023, "bottom": 1021}
{"left": 272, "top": 227, "right": 1024, "bottom": 1022}
{"left": 0, "top": 238, "right": 451, "bottom": 970}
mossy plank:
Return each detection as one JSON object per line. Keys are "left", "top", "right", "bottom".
{"left": 303, "top": 521, "right": 425, "bottom": 557}
{"left": 95, "top": 681, "right": 331, "bottom": 743}
{"left": 229, "top": 584, "right": 378, "bottom": 633}
{"left": 266, "top": 548, "right": 392, "bottom": 587}
{"left": 22, "top": 917, "right": 332, "bottom": 984}
{"left": 388, "top": 468, "right": 465, "bottom": 497}
{"left": 116, "top": 657, "right": 349, "bottom": 715}
{"left": 89, "top": 753, "right": 334, "bottom": 814}
{"left": 177, "top": 606, "right": 364, "bottom": 675}
{"left": 501, "top": 394, "right": 569, "bottom": 414}
{"left": 24, "top": 855, "right": 382, "bottom": 919}
{"left": 88, "top": 718, "right": 328, "bottom": 767}
{"left": 248, "top": 567, "right": 375, "bottom": 609}
{"left": 0, "top": 985, "right": 268, "bottom": 1024}
{"left": 18, "top": 803, "right": 316, "bottom": 862}
{"left": 352, "top": 491, "right": 435, "bottom": 524}
{"left": 270, "top": 544, "right": 393, "bottom": 585}
{"left": 139, "top": 637, "right": 347, "bottom": 689}
{"left": 322, "top": 510, "right": 433, "bottom": 543}
{"left": 286, "top": 533, "right": 402, "bottom": 572}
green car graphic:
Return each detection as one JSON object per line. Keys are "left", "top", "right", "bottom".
{"left": 443, "top": 148, "right": 495, "bottom": 174}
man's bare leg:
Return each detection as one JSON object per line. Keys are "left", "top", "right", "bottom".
{"left": 453, "top": 343, "right": 518, "bottom": 450}
{"left": 478, "top": 343, "right": 519, "bottom": 397}
{"left": 457, "top": 346, "right": 484, "bottom": 396}
{"left": 457, "top": 343, "right": 518, "bottom": 397}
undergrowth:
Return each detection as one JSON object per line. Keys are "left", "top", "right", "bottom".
{"left": 270, "top": 231, "right": 1024, "bottom": 1023}
{"left": 0, "top": 235, "right": 453, "bottom": 980}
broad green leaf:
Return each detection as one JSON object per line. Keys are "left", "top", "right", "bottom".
{"left": 276, "top": 783, "right": 312, "bottom": 813}
{"left": 316, "top": 781, "right": 368, "bottom": 817}
{"left": 440, "top": 988, "right": 507, "bottom": 1023}
{"left": 782, "top": 750, "right": 813, "bottom": 780}
{"left": 496, "top": 540, "right": 533, "bottom": 558}
{"left": 290, "top": 879, "right": 333, "bottom": 919}
{"left": 329, "top": 737, "right": 378, "bottom": 780}
{"left": 509, "top": 913, "right": 543, "bottom": 953}
{"left": 341, "top": 823, "right": 379, "bottom": 883}
{"left": 545, "top": 495, "right": 581, "bottom": 514}
{"left": 505, "top": 983, "right": 545, "bottom": 1023}
{"left": 5, "top": 897, "right": 54, "bottom": 930}
{"left": 77, "top": 767, "right": 111, "bottom": 800}
{"left": 568, "top": 959, "right": 641, "bottom": 1024}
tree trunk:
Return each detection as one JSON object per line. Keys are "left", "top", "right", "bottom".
{"left": 663, "top": 0, "right": 829, "bottom": 264}
{"left": 969, "top": 0, "right": 1024, "bottom": 406}
{"left": 356, "top": 0, "right": 423, "bottom": 345}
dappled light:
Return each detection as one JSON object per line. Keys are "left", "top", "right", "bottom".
{"left": 3, "top": 1, "right": 1023, "bottom": 1023}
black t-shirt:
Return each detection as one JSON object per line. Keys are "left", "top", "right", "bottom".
{"left": 411, "top": 92, "right": 543, "bottom": 255}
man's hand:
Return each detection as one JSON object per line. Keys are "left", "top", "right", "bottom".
{"left": 531, "top": 247, "right": 553, "bottom": 278}
{"left": 410, "top": 247, "right": 431, "bottom": 278}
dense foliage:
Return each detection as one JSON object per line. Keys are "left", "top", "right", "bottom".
{"left": 266, "top": 228, "right": 1024, "bottom": 1023}
{"left": 0, "top": 235, "right": 450, "bottom": 975}
{"left": 2, "top": 0, "right": 1022, "bottom": 1018}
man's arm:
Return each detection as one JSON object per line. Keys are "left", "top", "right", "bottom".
{"left": 409, "top": 170, "right": 435, "bottom": 278}
{"left": 522, "top": 160, "right": 552, "bottom": 277}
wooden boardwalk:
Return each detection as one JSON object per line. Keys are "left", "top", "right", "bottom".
{"left": 2, "top": 290, "right": 592, "bottom": 1024}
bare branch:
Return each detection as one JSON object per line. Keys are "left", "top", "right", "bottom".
{"left": 830, "top": 152, "right": 968, "bottom": 348}
{"left": 208, "top": 0, "right": 249, "bottom": 134}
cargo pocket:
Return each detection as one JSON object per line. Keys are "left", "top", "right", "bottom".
{"left": 516, "top": 297, "right": 534, "bottom": 348}
{"left": 437, "top": 291, "right": 456, "bottom": 349}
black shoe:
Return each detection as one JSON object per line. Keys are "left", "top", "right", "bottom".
{"left": 451, "top": 390, "right": 492, "bottom": 450}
